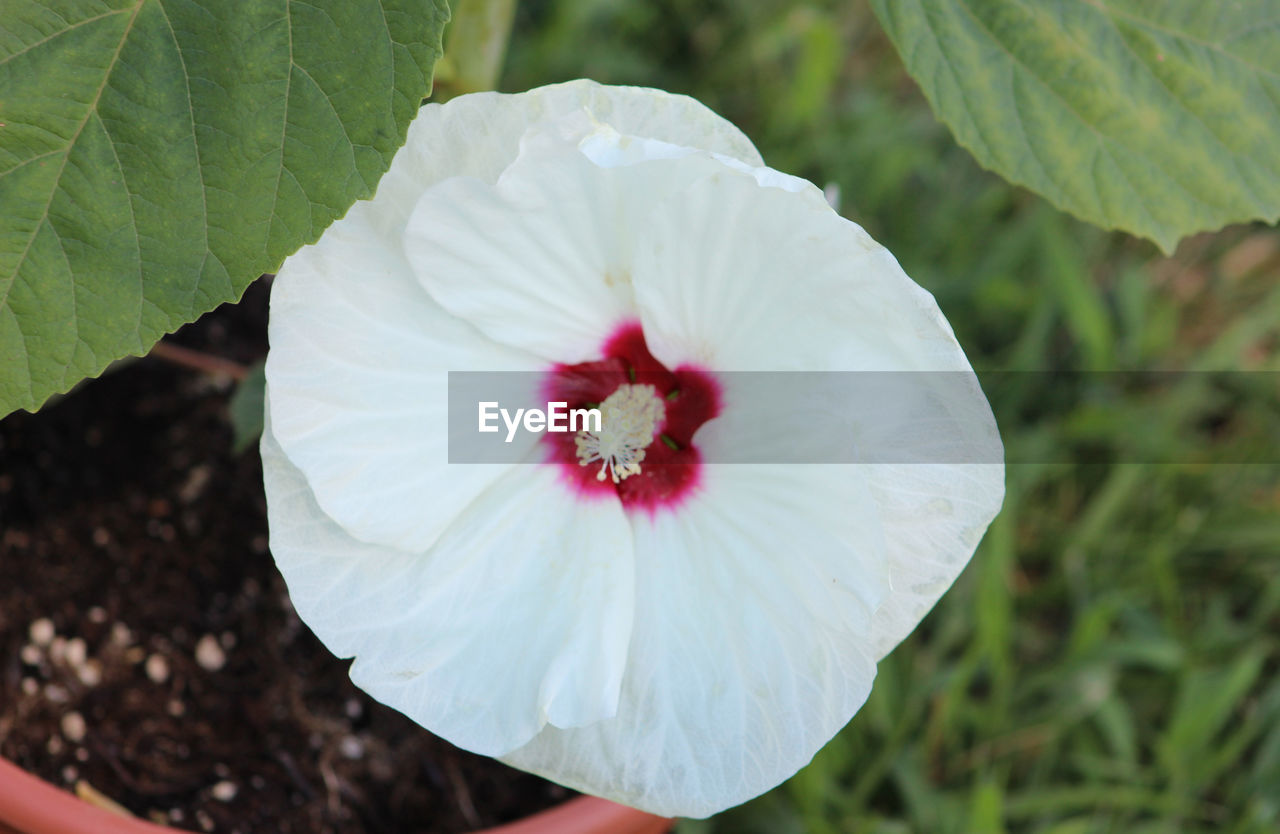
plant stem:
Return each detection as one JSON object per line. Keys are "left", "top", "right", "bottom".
{"left": 147, "top": 341, "right": 250, "bottom": 382}
{"left": 435, "top": 0, "right": 518, "bottom": 100}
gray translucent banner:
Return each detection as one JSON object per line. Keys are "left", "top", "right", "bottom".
{"left": 447, "top": 371, "right": 1280, "bottom": 464}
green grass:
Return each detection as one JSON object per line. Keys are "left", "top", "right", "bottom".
{"left": 503, "top": 1, "right": 1280, "bottom": 831}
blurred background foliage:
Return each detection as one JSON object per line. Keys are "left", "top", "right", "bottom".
{"left": 502, "top": 2, "right": 1280, "bottom": 832}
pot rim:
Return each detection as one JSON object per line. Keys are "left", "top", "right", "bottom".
{"left": 0, "top": 756, "right": 671, "bottom": 834}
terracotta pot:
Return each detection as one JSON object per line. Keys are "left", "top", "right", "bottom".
{"left": 471, "top": 796, "right": 672, "bottom": 834}
{"left": 0, "top": 756, "right": 672, "bottom": 834}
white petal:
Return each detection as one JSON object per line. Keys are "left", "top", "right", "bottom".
{"left": 686, "top": 379, "right": 1004, "bottom": 665}
{"left": 364, "top": 79, "right": 764, "bottom": 246}
{"left": 403, "top": 125, "right": 830, "bottom": 364}
{"left": 626, "top": 164, "right": 1006, "bottom": 660}
{"left": 377, "top": 80, "right": 770, "bottom": 364}
{"left": 265, "top": 203, "right": 543, "bottom": 553}
{"left": 402, "top": 133, "right": 638, "bottom": 363}
{"left": 630, "top": 163, "right": 965, "bottom": 373}
{"left": 826, "top": 380, "right": 1006, "bottom": 658}
{"left": 864, "top": 462, "right": 1005, "bottom": 658}
{"left": 576, "top": 126, "right": 823, "bottom": 202}
{"left": 262, "top": 411, "right": 635, "bottom": 755}
{"left": 501, "top": 463, "right": 889, "bottom": 818}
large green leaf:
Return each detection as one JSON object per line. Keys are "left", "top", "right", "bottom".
{"left": 869, "top": 0, "right": 1280, "bottom": 252}
{"left": 0, "top": 0, "right": 449, "bottom": 415}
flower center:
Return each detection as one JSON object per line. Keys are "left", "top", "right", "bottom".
{"left": 575, "top": 384, "right": 665, "bottom": 483}
{"left": 541, "top": 322, "right": 720, "bottom": 514}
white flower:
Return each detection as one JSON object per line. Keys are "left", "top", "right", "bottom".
{"left": 261, "top": 80, "right": 1004, "bottom": 818}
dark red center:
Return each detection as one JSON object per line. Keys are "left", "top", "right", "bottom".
{"left": 541, "top": 322, "right": 720, "bottom": 515}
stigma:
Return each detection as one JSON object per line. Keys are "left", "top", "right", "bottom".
{"left": 575, "top": 384, "right": 664, "bottom": 483}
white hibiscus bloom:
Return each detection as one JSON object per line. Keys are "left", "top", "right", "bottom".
{"left": 262, "top": 79, "right": 1004, "bottom": 818}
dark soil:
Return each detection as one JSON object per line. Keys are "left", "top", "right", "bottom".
{"left": 0, "top": 281, "right": 567, "bottom": 833}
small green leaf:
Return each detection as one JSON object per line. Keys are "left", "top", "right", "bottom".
{"left": 967, "top": 780, "right": 1008, "bottom": 834}
{"left": 1159, "top": 650, "right": 1265, "bottom": 772}
{"left": 228, "top": 359, "right": 266, "bottom": 454}
{"left": 0, "top": 0, "right": 450, "bottom": 416}
{"left": 869, "top": 0, "right": 1280, "bottom": 252}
